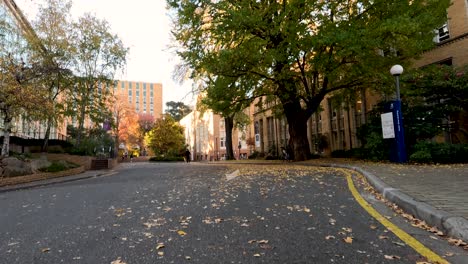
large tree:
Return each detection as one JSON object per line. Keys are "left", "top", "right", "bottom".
{"left": 199, "top": 75, "right": 254, "bottom": 160}
{"left": 32, "top": 0, "right": 75, "bottom": 151}
{"left": 165, "top": 101, "right": 191, "bottom": 122}
{"left": 168, "top": 0, "right": 451, "bottom": 160}
{"left": 0, "top": 12, "right": 48, "bottom": 156}
{"left": 68, "top": 13, "right": 128, "bottom": 146}
{"left": 145, "top": 115, "right": 185, "bottom": 157}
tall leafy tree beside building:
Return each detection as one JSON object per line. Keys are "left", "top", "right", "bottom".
{"left": 145, "top": 115, "right": 185, "bottom": 158}
{"left": 165, "top": 101, "right": 191, "bottom": 122}
{"left": 168, "top": 0, "right": 451, "bottom": 160}
{"left": 0, "top": 8, "right": 48, "bottom": 156}
{"left": 32, "top": 0, "right": 75, "bottom": 151}
{"left": 68, "top": 13, "right": 128, "bottom": 146}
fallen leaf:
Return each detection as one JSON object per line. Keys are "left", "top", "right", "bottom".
{"left": 41, "top": 248, "right": 50, "bottom": 253}
{"left": 257, "top": 240, "right": 269, "bottom": 244}
{"left": 343, "top": 237, "right": 353, "bottom": 244}
{"left": 185, "top": 256, "right": 191, "bottom": 260}
{"left": 370, "top": 225, "right": 378, "bottom": 230}
{"left": 325, "top": 235, "right": 335, "bottom": 240}
{"left": 379, "top": 235, "right": 389, "bottom": 240}
{"left": 448, "top": 238, "right": 467, "bottom": 246}
{"left": 157, "top": 251, "right": 164, "bottom": 256}
{"left": 253, "top": 253, "right": 261, "bottom": 257}
{"left": 248, "top": 240, "right": 256, "bottom": 244}
{"left": 392, "top": 241, "right": 406, "bottom": 247}
{"left": 156, "top": 243, "right": 165, "bottom": 250}
{"left": 111, "top": 258, "right": 127, "bottom": 264}
{"left": 342, "top": 227, "right": 352, "bottom": 233}
{"left": 329, "top": 218, "right": 336, "bottom": 225}
{"left": 444, "top": 252, "right": 454, "bottom": 257}
{"left": 177, "top": 230, "right": 187, "bottom": 237}
{"left": 384, "top": 255, "right": 401, "bottom": 260}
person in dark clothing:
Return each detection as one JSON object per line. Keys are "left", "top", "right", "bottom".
{"left": 185, "top": 149, "right": 191, "bottom": 163}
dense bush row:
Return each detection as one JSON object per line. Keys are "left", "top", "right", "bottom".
{"left": 149, "top": 156, "right": 184, "bottom": 162}
{"left": 409, "top": 142, "right": 468, "bottom": 164}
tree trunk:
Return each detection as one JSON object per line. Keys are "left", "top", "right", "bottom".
{"left": 1, "top": 115, "right": 12, "bottom": 157}
{"left": 224, "top": 116, "right": 235, "bottom": 160}
{"left": 282, "top": 100, "right": 311, "bottom": 161}
{"left": 76, "top": 105, "right": 86, "bottom": 146}
{"left": 42, "top": 120, "right": 52, "bottom": 152}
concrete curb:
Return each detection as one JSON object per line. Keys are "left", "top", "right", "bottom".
{"left": 0, "top": 170, "right": 111, "bottom": 193}
{"left": 328, "top": 163, "right": 468, "bottom": 242}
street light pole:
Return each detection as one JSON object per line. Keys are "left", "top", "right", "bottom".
{"left": 390, "top": 65, "right": 407, "bottom": 163}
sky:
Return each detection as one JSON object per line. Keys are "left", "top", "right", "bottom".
{"left": 14, "top": 0, "right": 196, "bottom": 110}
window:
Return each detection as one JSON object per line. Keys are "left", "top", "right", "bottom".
{"left": 121, "top": 82, "right": 125, "bottom": 90}
{"left": 434, "top": 23, "right": 450, "bottom": 43}
{"left": 220, "top": 137, "right": 225, "bottom": 148}
{"left": 136, "top": 83, "right": 140, "bottom": 89}
{"left": 129, "top": 82, "right": 132, "bottom": 89}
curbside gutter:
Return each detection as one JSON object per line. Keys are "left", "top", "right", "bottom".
{"left": 0, "top": 169, "right": 110, "bottom": 193}
{"left": 327, "top": 163, "right": 468, "bottom": 242}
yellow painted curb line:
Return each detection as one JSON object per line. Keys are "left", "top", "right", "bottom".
{"left": 339, "top": 168, "right": 449, "bottom": 264}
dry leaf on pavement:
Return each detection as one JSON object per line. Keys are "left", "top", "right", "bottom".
{"left": 177, "top": 230, "right": 187, "bottom": 237}
{"left": 156, "top": 243, "right": 165, "bottom": 250}
{"left": 111, "top": 258, "right": 127, "bottom": 264}
{"left": 384, "top": 255, "right": 401, "bottom": 260}
{"left": 343, "top": 237, "right": 353, "bottom": 244}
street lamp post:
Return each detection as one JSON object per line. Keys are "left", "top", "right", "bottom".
{"left": 390, "top": 65, "right": 407, "bottom": 163}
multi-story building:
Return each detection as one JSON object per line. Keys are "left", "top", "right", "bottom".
{"left": 411, "top": 0, "right": 468, "bottom": 143}
{"left": 179, "top": 103, "right": 252, "bottom": 161}
{"left": 112, "top": 81, "right": 163, "bottom": 119}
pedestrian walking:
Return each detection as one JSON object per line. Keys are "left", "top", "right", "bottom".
{"left": 185, "top": 149, "right": 191, "bottom": 163}
{"left": 281, "top": 147, "right": 290, "bottom": 162}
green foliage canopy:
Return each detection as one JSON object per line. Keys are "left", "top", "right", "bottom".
{"left": 145, "top": 115, "right": 186, "bottom": 157}
{"left": 168, "top": 0, "right": 451, "bottom": 160}
{"left": 165, "top": 101, "right": 191, "bottom": 122}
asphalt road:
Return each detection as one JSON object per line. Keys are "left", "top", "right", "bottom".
{"left": 0, "top": 162, "right": 465, "bottom": 263}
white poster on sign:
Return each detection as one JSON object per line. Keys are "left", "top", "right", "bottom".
{"left": 381, "top": 112, "right": 395, "bottom": 139}
{"left": 255, "top": 134, "right": 260, "bottom": 147}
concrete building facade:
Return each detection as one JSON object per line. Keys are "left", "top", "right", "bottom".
{"left": 113, "top": 81, "right": 163, "bottom": 119}
{"left": 179, "top": 106, "right": 252, "bottom": 161}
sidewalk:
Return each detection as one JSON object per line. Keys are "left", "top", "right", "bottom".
{"left": 302, "top": 158, "right": 468, "bottom": 242}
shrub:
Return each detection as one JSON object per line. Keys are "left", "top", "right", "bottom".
{"left": 248, "top": 151, "right": 259, "bottom": 159}
{"left": 410, "top": 141, "right": 468, "bottom": 164}
{"left": 39, "top": 160, "right": 79, "bottom": 173}
{"left": 149, "top": 156, "right": 184, "bottom": 162}
{"left": 409, "top": 150, "right": 432, "bottom": 163}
